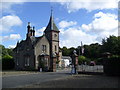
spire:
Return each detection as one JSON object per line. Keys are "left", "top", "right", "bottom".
{"left": 51, "top": 6, "right": 53, "bottom": 17}
{"left": 51, "top": 7, "right": 53, "bottom": 30}
{"left": 44, "top": 8, "right": 59, "bottom": 32}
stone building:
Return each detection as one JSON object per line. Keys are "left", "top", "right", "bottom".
{"left": 13, "top": 11, "right": 60, "bottom": 72}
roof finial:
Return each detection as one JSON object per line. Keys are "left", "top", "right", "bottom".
{"left": 51, "top": 6, "right": 53, "bottom": 16}
{"left": 33, "top": 26, "right": 35, "bottom": 30}
{"left": 51, "top": 6, "right": 53, "bottom": 30}
{"left": 28, "top": 22, "right": 30, "bottom": 26}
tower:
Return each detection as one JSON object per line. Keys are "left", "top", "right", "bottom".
{"left": 44, "top": 9, "right": 60, "bottom": 71}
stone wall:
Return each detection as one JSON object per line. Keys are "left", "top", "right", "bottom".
{"left": 34, "top": 35, "right": 50, "bottom": 69}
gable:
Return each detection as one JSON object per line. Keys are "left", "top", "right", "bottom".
{"left": 34, "top": 35, "right": 50, "bottom": 55}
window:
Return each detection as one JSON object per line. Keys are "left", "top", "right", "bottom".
{"left": 55, "top": 45, "right": 57, "bottom": 52}
{"left": 25, "top": 57, "right": 29, "bottom": 66}
{"left": 54, "top": 34, "right": 57, "bottom": 38}
{"left": 45, "top": 57, "right": 48, "bottom": 66}
{"left": 42, "top": 45, "right": 46, "bottom": 52}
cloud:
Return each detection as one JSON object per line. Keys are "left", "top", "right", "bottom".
{"left": 0, "top": 15, "right": 22, "bottom": 33}
{"left": 0, "top": 2, "right": 24, "bottom": 13}
{"left": 81, "top": 12, "right": 118, "bottom": 41}
{"left": 58, "top": 20, "right": 77, "bottom": 28}
{"left": 35, "top": 27, "right": 46, "bottom": 37}
{"left": 59, "top": 12, "right": 118, "bottom": 48}
{"left": 8, "top": 44, "right": 16, "bottom": 48}
{"left": 1, "top": 34, "right": 21, "bottom": 42}
{"left": 60, "top": 27, "right": 97, "bottom": 48}
{"left": 58, "top": 0, "right": 118, "bottom": 13}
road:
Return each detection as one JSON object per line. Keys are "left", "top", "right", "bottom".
{"left": 2, "top": 69, "right": 71, "bottom": 88}
{"left": 2, "top": 65, "right": 103, "bottom": 88}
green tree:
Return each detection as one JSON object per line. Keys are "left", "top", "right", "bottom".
{"left": 6, "top": 48, "right": 13, "bottom": 56}
{"left": 78, "top": 55, "right": 89, "bottom": 65}
{"left": 101, "top": 35, "right": 119, "bottom": 55}
{"left": 61, "top": 46, "right": 69, "bottom": 56}
{"left": 0, "top": 45, "right": 8, "bottom": 57}
{"left": 84, "top": 43, "right": 101, "bottom": 59}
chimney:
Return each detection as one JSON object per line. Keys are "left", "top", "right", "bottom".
{"left": 33, "top": 26, "right": 35, "bottom": 36}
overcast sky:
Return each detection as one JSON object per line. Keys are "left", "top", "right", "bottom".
{"left": 0, "top": 0, "right": 119, "bottom": 48}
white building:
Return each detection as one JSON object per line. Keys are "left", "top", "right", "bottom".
{"left": 61, "top": 56, "right": 72, "bottom": 67}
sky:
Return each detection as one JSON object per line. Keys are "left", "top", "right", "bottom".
{"left": 0, "top": 0, "right": 119, "bottom": 48}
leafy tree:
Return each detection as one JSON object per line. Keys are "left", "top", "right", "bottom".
{"left": 101, "top": 35, "right": 119, "bottom": 55}
{"left": 84, "top": 43, "right": 101, "bottom": 59}
{"left": 0, "top": 45, "right": 8, "bottom": 57}
{"left": 68, "top": 47, "right": 76, "bottom": 55}
{"left": 6, "top": 48, "right": 13, "bottom": 56}
{"left": 78, "top": 55, "right": 89, "bottom": 65}
{"left": 61, "top": 46, "right": 69, "bottom": 56}
{"left": 0, "top": 44, "right": 14, "bottom": 70}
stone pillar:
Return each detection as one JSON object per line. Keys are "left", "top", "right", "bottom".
{"left": 71, "top": 50, "right": 78, "bottom": 74}
{"left": 50, "top": 52, "right": 57, "bottom": 72}
{"left": 52, "top": 57, "right": 56, "bottom": 72}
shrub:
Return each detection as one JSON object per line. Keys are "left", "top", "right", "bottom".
{"left": 103, "top": 55, "right": 120, "bottom": 76}
{"left": 78, "top": 56, "right": 90, "bottom": 65}
{"left": 2, "top": 55, "right": 15, "bottom": 70}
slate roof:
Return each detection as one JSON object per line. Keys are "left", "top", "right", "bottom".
{"left": 44, "top": 12, "right": 59, "bottom": 32}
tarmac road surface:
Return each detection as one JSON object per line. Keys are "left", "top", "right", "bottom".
{"left": 2, "top": 69, "right": 71, "bottom": 88}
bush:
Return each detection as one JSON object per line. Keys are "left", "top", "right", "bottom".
{"left": 2, "top": 55, "right": 15, "bottom": 70}
{"left": 78, "top": 56, "right": 90, "bottom": 65}
{"left": 95, "top": 58, "right": 104, "bottom": 65}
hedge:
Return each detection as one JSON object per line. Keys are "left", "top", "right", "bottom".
{"left": 103, "top": 56, "right": 120, "bottom": 76}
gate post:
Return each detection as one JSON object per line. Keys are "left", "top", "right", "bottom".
{"left": 71, "top": 50, "right": 78, "bottom": 74}
{"left": 52, "top": 57, "right": 56, "bottom": 72}
{"left": 51, "top": 52, "right": 57, "bottom": 72}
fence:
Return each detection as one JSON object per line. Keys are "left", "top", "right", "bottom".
{"left": 77, "top": 65, "right": 103, "bottom": 73}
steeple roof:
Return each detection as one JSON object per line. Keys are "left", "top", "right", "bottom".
{"left": 44, "top": 9, "right": 59, "bottom": 32}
